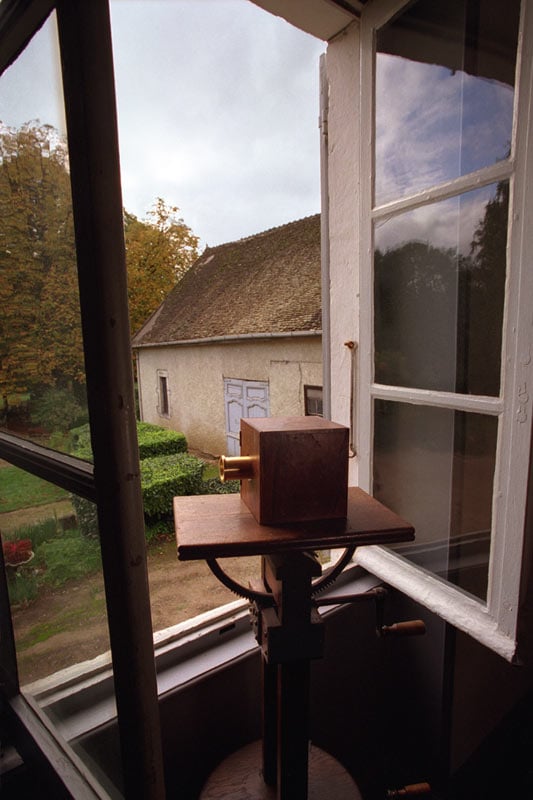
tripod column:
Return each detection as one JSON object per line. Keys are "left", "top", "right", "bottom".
{"left": 258, "top": 552, "right": 324, "bottom": 800}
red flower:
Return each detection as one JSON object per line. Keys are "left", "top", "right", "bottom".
{"left": 3, "top": 538, "right": 33, "bottom": 565}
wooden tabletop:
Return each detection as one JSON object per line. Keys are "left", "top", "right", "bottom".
{"left": 175, "top": 487, "right": 414, "bottom": 561}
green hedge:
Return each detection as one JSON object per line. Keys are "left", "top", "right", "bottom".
{"left": 141, "top": 453, "right": 204, "bottom": 519}
{"left": 136, "top": 422, "right": 187, "bottom": 459}
{"left": 71, "top": 494, "right": 99, "bottom": 539}
{"left": 69, "top": 423, "right": 92, "bottom": 461}
{"left": 70, "top": 421, "right": 187, "bottom": 461}
{"left": 72, "top": 452, "right": 205, "bottom": 537}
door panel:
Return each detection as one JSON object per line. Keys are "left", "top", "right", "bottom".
{"left": 224, "top": 378, "right": 269, "bottom": 454}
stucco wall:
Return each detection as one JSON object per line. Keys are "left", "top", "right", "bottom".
{"left": 136, "top": 336, "right": 322, "bottom": 456}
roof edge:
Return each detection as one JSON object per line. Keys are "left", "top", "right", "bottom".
{"left": 133, "top": 329, "right": 322, "bottom": 350}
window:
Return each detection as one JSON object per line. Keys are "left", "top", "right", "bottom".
{"left": 157, "top": 371, "right": 170, "bottom": 417}
{"left": 0, "top": 3, "right": 165, "bottom": 796}
{"left": 304, "top": 385, "right": 323, "bottom": 417}
{"left": 0, "top": 3, "right": 325, "bottom": 796}
{"left": 350, "top": 0, "right": 533, "bottom": 661}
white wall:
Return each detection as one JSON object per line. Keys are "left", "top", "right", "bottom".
{"left": 326, "top": 21, "right": 361, "bottom": 485}
{"left": 136, "top": 336, "right": 322, "bottom": 455}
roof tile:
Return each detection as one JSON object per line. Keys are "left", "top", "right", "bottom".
{"left": 133, "top": 214, "right": 321, "bottom": 346}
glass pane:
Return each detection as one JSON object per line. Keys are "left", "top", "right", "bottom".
{"left": 375, "top": 0, "right": 519, "bottom": 205}
{"left": 0, "top": 465, "right": 128, "bottom": 794}
{"left": 0, "top": 474, "right": 106, "bottom": 686}
{"left": 0, "top": 13, "right": 88, "bottom": 455}
{"left": 373, "top": 400, "right": 497, "bottom": 600}
{"left": 374, "top": 181, "right": 508, "bottom": 395}
{"left": 0, "top": 17, "right": 121, "bottom": 796}
{"left": 109, "top": 0, "right": 323, "bottom": 632}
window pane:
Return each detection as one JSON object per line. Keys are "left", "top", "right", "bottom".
{"left": 110, "top": 0, "right": 323, "bottom": 632}
{"left": 304, "top": 385, "right": 323, "bottom": 417}
{"left": 375, "top": 0, "right": 519, "bottom": 205}
{"left": 373, "top": 400, "right": 497, "bottom": 600}
{"left": 0, "top": 467, "right": 122, "bottom": 783}
{"left": 0, "top": 17, "right": 120, "bottom": 795}
{"left": 0, "top": 474, "right": 107, "bottom": 686}
{"left": 0, "top": 13, "right": 88, "bottom": 455}
{"left": 374, "top": 182, "right": 508, "bottom": 395}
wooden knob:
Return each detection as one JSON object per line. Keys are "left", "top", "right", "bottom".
{"left": 381, "top": 620, "right": 426, "bottom": 637}
{"left": 387, "top": 781, "right": 431, "bottom": 797}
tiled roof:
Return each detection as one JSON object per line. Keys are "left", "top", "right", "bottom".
{"left": 133, "top": 214, "right": 321, "bottom": 346}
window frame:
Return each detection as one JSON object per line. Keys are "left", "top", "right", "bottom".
{"left": 304, "top": 384, "right": 324, "bottom": 417}
{"left": 353, "top": 0, "right": 533, "bottom": 662}
{"left": 157, "top": 369, "right": 170, "bottom": 417}
{"left": 0, "top": 1, "right": 165, "bottom": 796}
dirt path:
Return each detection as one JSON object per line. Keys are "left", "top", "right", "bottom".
{"left": 2, "top": 451, "right": 261, "bottom": 687}
{"left": 12, "top": 539, "right": 260, "bottom": 686}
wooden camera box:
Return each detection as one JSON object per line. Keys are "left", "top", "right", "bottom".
{"left": 232, "top": 416, "right": 348, "bottom": 525}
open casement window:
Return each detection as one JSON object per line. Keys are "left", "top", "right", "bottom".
{"left": 0, "top": 2, "right": 165, "bottom": 797}
{"left": 353, "top": 0, "right": 533, "bottom": 661}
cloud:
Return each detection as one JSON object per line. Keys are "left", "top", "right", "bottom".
{"left": 375, "top": 54, "right": 514, "bottom": 206}
{"left": 110, "top": 0, "right": 324, "bottom": 245}
{"left": 375, "top": 182, "right": 500, "bottom": 256}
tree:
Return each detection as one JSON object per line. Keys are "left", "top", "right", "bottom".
{"left": 125, "top": 198, "right": 199, "bottom": 335}
{"left": 0, "top": 122, "right": 199, "bottom": 423}
{"left": 0, "top": 121, "right": 84, "bottom": 413}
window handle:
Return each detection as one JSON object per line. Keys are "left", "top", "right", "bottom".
{"left": 344, "top": 340, "right": 358, "bottom": 457}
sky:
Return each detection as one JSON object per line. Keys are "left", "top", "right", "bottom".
{"left": 0, "top": 0, "right": 324, "bottom": 248}
{"left": 0, "top": 2, "right": 515, "bottom": 257}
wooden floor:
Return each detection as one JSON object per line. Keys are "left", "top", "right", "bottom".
{"left": 200, "top": 740, "right": 363, "bottom": 799}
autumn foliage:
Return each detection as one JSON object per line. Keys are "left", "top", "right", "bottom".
{"left": 125, "top": 199, "right": 199, "bottom": 336}
{"left": 0, "top": 122, "right": 83, "bottom": 409}
{"left": 0, "top": 122, "right": 198, "bottom": 420}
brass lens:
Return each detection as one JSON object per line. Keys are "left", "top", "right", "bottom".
{"left": 219, "top": 455, "right": 255, "bottom": 482}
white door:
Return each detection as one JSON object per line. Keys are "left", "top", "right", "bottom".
{"left": 224, "top": 378, "right": 269, "bottom": 455}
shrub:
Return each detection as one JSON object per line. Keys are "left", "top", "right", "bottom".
{"left": 69, "top": 422, "right": 93, "bottom": 461}
{"left": 35, "top": 531, "right": 101, "bottom": 587}
{"left": 5, "top": 518, "right": 61, "bottom": 551}
{"left": 141, "top": 453, "right": 204, "bottom": 519}
{"left": 71, "top": 494, "right": 99, "bottom": 539}
{"left": 144, "top": 517, "right": 175, "bottom": 543}
{"left": 137, "top": 422, "right": 187, "bottom": 459}
{"left": 4, "top": 520, "right": 101, "bottom": 605}
{"left": 70, "top": 422, "right": 92, "bottom": 450}
{"left": 6, "top": 571, "right": 38, "bottom": 606}
{"left": 70, "top": 421, "right": 187, "bottom": 461}
{"left": 200, "top": 477, "right": 240, "bottom": 495}
{"left": 31, "top": 387, "right": 88, "bottom": 433}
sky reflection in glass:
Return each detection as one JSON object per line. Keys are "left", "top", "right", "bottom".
{"left": 376, "top": 56, "right": 514, "bottom": 206}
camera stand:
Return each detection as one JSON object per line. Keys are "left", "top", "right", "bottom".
{"left": 175, "top": 488, "right": 414, "bottom": 800}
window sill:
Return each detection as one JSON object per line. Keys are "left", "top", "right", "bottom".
{"left": 355, "top": 546, "right": 518, "bottom": 662}
{"left": 23, "top": 563, "right": 377, "bottom": 744}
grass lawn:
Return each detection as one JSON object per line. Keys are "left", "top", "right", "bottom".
{"left": 202, "top": 462, "right": 219, "bottom": 481}
{"left": 0, "top": 465, "right": 68, "bottom": 513}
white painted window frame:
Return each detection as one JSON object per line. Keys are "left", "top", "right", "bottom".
{"left": 354, "top": 0, "right": 533, "bottom": 661}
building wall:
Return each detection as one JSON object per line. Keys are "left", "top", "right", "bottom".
{"left": 136, "top": 336, "right": 322, "bottom": 455}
